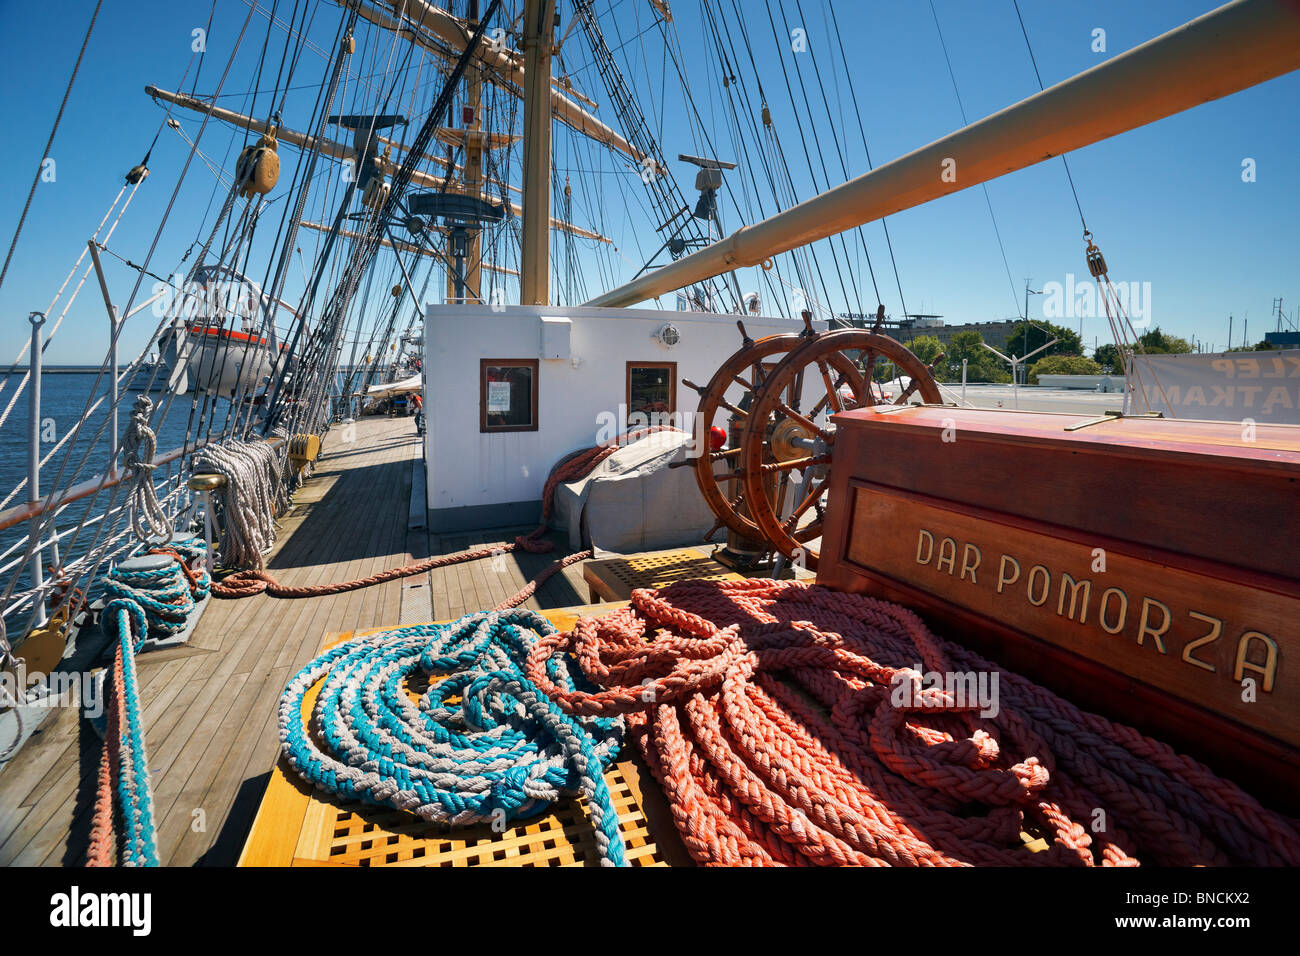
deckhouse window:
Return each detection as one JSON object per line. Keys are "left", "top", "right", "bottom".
{"left": 480, "top": 359, "right": 539, "bottom": 432}
{"left": 627, "top": 362, "right": 676, "bottom": 421}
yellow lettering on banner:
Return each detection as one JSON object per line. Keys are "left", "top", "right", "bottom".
{"left": 1183, "top": 611, "right": 1221, "bottom": 673}
{"left": 936, "top": 537, "right": 957, "bottom": 575}
{"left": 1099, "top": 587, "right": 1128, "bottom": 634}
{"left": 1137, "top": 598, "right": 1172, "bottom": 654}
{"left": 997, "top": 555, "right": 1020, "bottom": 594}
{"left": 1057, "top": 573, "right": 1091, "bottom": 624}
{"left": 1026, "top": 565, "right": 1050, "bottom": 607}
{"left": 1236, "top": 631, "right": 1278, "bottom": 692}
{"left": 960, "top": 544, "right": 981, "bottom": 584}
{"left": 916, "top": 529, "right": 934, "bottom": 565}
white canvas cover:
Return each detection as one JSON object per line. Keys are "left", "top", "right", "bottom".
{"left": 1133, "top": 350, "right": 1300, "bottom": 424}
{"left": 551, "top": 432, "right": 719, "bottom": 553}
{"left": 366, "top": 374, "right": 423, "bottom": 397}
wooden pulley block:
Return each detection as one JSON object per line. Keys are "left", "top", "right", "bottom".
{"left": 362, "top": 176, "right": 391, "bottom": 210}
{"left": 236, "top": 130, "right": 281, "bottom": 198}
{"left": 288, "top": 433, "right": 322, "bottom": 472}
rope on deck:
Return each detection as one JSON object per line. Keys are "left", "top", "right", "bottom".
{"left": 525, "top": 578, "right": 1300, "bottom": 867}
{"left": 210, "top": 426, "right": 681, "bottom": 608}
{"left": 279, "top": 609, "right": 629, "bottom": 865}
{"left": 192, "top": 439, "right": 287, "bottom": 571}
{"left": 85, "top": 537, "right": 210, "bottom": 866}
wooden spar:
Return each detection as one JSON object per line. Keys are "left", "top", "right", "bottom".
{"left": 297, "top": 220, "right": 520, "bottom": 276}
{"left": 520, "top": 0, "right": 555, "bottom": 305}
{"left": 353, "top": 0, "right": 642, "bottom": 162}
{"left": 144, "top": 85, "right": 610, "bottom": 244}
{"left": 585, "top": 0, "right": 1300, "bottom": 308}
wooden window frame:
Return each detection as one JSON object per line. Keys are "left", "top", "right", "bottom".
{"left": 480, "top": 358, "right": 540, "bottom": 433}
{"left": 625, "top": 361, "right": 677, "bottom": 419}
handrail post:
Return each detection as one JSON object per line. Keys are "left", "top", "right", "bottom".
{"left": 27, "top": 312, "right": 47, "bottom": 627}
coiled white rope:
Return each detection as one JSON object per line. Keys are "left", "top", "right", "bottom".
{"left": 191, "top": 439, "right": 286, "bottom": 570}
{"left": 121, "top": 395, "right": 172, "bottom": 545}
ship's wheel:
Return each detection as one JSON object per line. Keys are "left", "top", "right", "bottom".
{"left": 734, "top": 322, "right": 944, "bottom": 570}
{"left": 684, "top": 321, "right": 809, "bottom": 542}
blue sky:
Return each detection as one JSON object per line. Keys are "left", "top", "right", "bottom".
{"left": 0, "top": 0, "right": 1297, "bottom": 366}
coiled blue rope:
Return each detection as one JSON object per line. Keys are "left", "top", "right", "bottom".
{"left": 279, "top": 609, "right": 630, "bottom": 866}
{"left": 101, "top": 535, "right": 211, "bottom": 638}
{"left": 93, "top": 535, "right": 210, "bottom": 866}
{"left": 101, "top": 601, "right": 158, "bottom": 866}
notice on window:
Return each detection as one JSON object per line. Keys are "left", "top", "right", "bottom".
{"left": 487, "top": 380, "right": 511, "bottom": 413}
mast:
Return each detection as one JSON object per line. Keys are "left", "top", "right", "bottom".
{"left": 520, "top": 0, "right": 555, "bottom": 306}
{"left": 462, "top": 0, "right": 484, "bottom": 303}
{"left": 347, "top": 0, "right": 641, "bottom": 161}
{"left": 585, "top": 0, "right": 1300, "bottom": 309}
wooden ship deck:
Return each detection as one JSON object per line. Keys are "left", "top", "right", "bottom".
{"left": 0, "top": 416, "right": 605, "bottom": 866}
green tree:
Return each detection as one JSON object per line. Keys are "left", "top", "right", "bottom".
{"left": 943, "top": 330, "right": 1011, "bottom": 383}
{"left": 1227, "top": 339, "right": 1275, "bottom": 352}
{"left": 1137, "top": 327, "right": 1192, "bottom": 354}
{"left": 906, "top": 334, "right": 945, "bottom": 367}
{"left": 1092, "top": 343, "right": 1124, "bottom": 372}
{"left": 1027, "top": 354, "right": 1102, "bottom": 385}
{"left": 1005, "top": 321, "right": 1083, "bottom": 359}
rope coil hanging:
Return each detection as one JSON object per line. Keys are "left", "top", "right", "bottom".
{"left": 192, "top": 439, "right": 287, "bottom": 570}
{"left": 278, "top": 609, "right": 629, "bottom": 865}
{"left": 121, "top": 395, "right": 173, "bottom": 544}
{"left": 525, "top": 579, "right": 1300, "bottom": 867}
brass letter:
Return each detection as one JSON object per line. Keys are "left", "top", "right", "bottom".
{"left": 1137, "top": 598, "right": 1171, "bottom": 654}
{"left": 1183, "top": 612, "right": 1221, "bottom": 673}
{"left": 1026, "top": 565, "right": 1051, "bottom": 607}
{"left": 916, "top": 529, "right": 934, "bottom": 565}
{"left": 997, "top": 555, "right": 1020, "bottom": 594}
{"left": 1235, "top": 631, "right": 1278, "bottom": 693}
{"left": 936, "top": 537, "right": 957, "bottom": 575}
{"left": 1099, "top": 588, "right": 1128, "bottom": 635}
{"left": 1057, "top": 573, "right": 1091, "bottom": 624}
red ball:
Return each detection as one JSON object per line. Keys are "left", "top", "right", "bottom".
{"left": 709, "top": 426, "right": 727, "bottom": 451}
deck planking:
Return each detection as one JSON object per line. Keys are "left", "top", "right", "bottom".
{"left": 0, "top": 414, "right": 596, "bottom": 866}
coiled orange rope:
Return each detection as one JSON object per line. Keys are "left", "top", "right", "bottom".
{"left": 526, "top": 578, "right": 1300, "bottom": 867}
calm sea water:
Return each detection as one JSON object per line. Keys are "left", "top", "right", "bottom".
{"left": 0, "top": 372, "right": 235, "bottom": 598}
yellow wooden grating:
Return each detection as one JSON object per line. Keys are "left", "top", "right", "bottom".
{"left": 240, "top": 604, "right": 690, "bottom": 867}
{"left": 312, "top": 763, "right": 664, "bottom": 867}
{"left": 584, "top": 548, "right": 741, "bottom": 602}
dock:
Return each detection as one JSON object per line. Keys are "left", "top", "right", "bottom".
{"left": 0, "top": 415, "right": 600, "bottom": 866}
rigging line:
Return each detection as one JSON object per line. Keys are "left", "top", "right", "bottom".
{"left": 699, "top": 0, "right": 788, "bottom": 312}
{"left": 0, "top": 183, "right": 128, "bottom": 408}
{"left": 824, "top": 0, "right": 909, "bottom": 322}
{"left": 8, "top": 3, "right": 262, "bottom": 614}
{"left": 791, "top": 0, "right": 881, "bottom": 307}
{"left": 755, "top": 0, "right": 854, "bottom": 318}
{"left": 765, "top": 0, "right": 864, "bottom": 318}
{"left": 703, "top": 0, "right": 798, "bottom": 316}
{"left": 1011, "top": 0, "right": 1089, "bottom": 235}
{"left": 713, "top": 0, "right": 824, "bottom": 311}
{"left": 929, "top": 0, "right": 1022, "bottom": 319}
{"left": 0, "top": 0, "right": 103, "bottom": 296}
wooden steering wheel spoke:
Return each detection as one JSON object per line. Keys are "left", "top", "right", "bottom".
{"left": 737, "top": 329, "right": 942, "bottom": 569}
